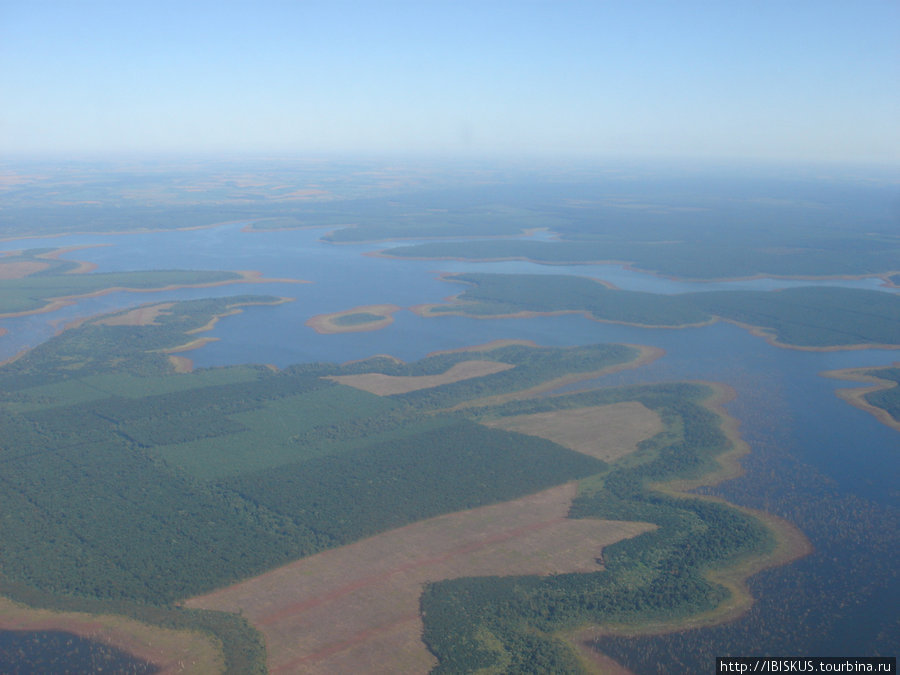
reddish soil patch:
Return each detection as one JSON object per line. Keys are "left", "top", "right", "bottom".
{"left": 186, "top": 483, "right": 653, "bottom": 674}
{"left": 327, "top": 359, "right": 515, "bottom": 395}
{"left": 94, "top": 302, "right": 175, "bottom": 327}
{"left": 484, "top": 401, "right": 664, "bottom": 463}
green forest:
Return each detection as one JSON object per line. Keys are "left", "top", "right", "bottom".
{"left": 860, "top": 367, "right": 900, "bottom": 423}
{"left": 0, "top": 293, "right": 782, "bottom": 673}
{"left": 0, "top": 248, "right": 245, "bottom": 315}
{"left": 424, "top": 273, "right": 900, "bottom": 348}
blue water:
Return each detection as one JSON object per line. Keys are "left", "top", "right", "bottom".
{"left": 0, "top": 222, "right": 897, "bottom": 669}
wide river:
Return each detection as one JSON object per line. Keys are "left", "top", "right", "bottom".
{"left": 1, "top": 222, "right": 897, "bottom": 671}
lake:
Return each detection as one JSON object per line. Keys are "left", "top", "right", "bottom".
{"left": 0, "top": 220, "right": 897, "bottom": 671}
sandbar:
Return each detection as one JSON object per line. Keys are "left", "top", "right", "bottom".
{"left": 822, "top": 365, "right": 900, "bottom": 432}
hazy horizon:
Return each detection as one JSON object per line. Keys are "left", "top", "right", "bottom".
{"left": 2, "top": 1, "right": 898, "bottom": 163}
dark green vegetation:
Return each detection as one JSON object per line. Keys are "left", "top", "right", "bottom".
{"left": 0, "top": 630, "right": 158, "bottom": 674}
{"left": 0, "top": 299, "right": 659, "bottom": 672}
{"left": 0, "top": 248, "right": 243, "bottom": 315}
{"left": 860, "top": 367, "right": 900, "bottom": 423}
{"left": 420, "top": 384, "right": 774, "bottom": 673}
{"left": 428, "top": 273, "right": 900, "bottom": 348}
{"left": 384, "top": 235, "right": 900, "bottom": 280}
{"left": 332, "top": 311, "right": 386, "bottom": 326}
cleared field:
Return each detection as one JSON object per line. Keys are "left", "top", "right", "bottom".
{"left": 483, "top": 401, "right": 664, "bottom": 463}
{"left": 327, "top": 359, "right": 515, "bottom": 395}
{"left": 94, "top": 302, "right": 175, "bottom": 326}
{"left": 186, "top": 483, "right": 653, "bottom": 675}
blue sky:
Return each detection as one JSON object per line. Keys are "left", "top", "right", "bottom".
{"left": 1, "top": 1, "right": 898, "bottom": 162}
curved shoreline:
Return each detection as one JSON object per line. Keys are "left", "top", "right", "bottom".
{"left": 0, "top": 269, "right": 307, "bottom": 321}
{"left": 161, "top": 297, "right": 295, "bottom": 372}
{"left": 306, "top": 304, "right": 402, "bottom": 334}
{"left": 0, "top": 596, "right": 223, "bottom": 674}
{"left": 409, "top": 282, "right": 897, "bottom": 351}
{"left": 568, "top": 382, "right": 811, "bottom": 666}
{"left": 373, "top": 248, "right": 900, "bottom": 286}
{"left": 822, "top": 365, "right": 900, "bottom": 433}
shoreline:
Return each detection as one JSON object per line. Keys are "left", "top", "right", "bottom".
{"left": 161, "top": 297, "right": 295, "bottom": 372}
{"left": 372, "top": 248, "right": 900, "bottom": 286}
{"left": 822, "top": 365, "right": 900, "bottom": 433}
{"left": 306, "top": 304, "right": 402, "bottom": 334}
{"left": 567, "top": 381, "right": 812, "bottom": 666}
{"left": 0, "top": 269, "right": 306, "bottom": 321}
{"left": 0, "top": 596, "right": 223, "bottom": 674}
{"left": 409, "top": 282, "right": 897, "bottom": 352}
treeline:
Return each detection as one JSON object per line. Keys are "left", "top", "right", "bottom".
{"left": 0, "top": 268, "right": 244, "bottom": 315}
{"left": 0, "top": 295, "right": 776, "bottom": 673}
{"left": 429, "top": 273, "right": 900, "bottom": 348}
{"left": 430, "top": 273, "right": 708, "bottom": 326}
{"left": 384, "top": 231, "right": 899, "bottom": 280}
{"left": 392, "top": 343, "right": 638, "bottom": 409}
{"left": 0, "top": 576, "right": 267, "bottom": 674}
{"left": 225, "top": 420, "right": 606, "bottom": 549}
{"left": 421, "top": 384, "right": 774, "bottom": 673}
{"left": 0, "top": 306, "right": 650, "bottom": 673}
{"left": 861, "top": 367, "right": 900, "bottom": 422}
{"left": 0, "top": 296, "right": 284, "bottom": 387}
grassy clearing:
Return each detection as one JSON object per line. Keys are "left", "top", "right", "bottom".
{"left": 186, "top": 483, "right": 653, "bottom": 675}
{"left": 328, "top": 359, "right": 515, "bottom": 395}
{"left": 93, "top": 302, "right": 175, "bottom": 326}
{"left": 482, "top": 401, "right": 664, "bottom": 463}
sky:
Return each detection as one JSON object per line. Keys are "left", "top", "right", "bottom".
{"left": 1, "top": 1, "right": 898, "bottom": 163}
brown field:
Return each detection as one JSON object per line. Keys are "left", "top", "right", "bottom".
{"left": 0, "top": 261, "right": 51, "bottom": 278}
{"left": 327, "top": 359, "right": 515, "bottom": 395}
{"left": 186, "top": 483, "right": 653, "bottom": 675}
{"left": 306, "top": 304, "right": 401, "bottom": 335}
{"left": 94, "top": 302, "right": 175, "bottom": 326}
{"left": 0, "top": 596, "right": 223, "bottom": 674}
{"left": 483, "top": 401, "right": 664, "bottom": 463}
{"left": 168, "top": 354, "right": 195, "bottom": 373}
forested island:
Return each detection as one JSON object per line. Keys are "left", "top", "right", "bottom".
{"left": 414, "top": 273, "right": 900, "bottom": 350}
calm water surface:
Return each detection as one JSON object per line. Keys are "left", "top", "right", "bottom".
{"left": 1, "top": 224, "right": 897, "bottom": 671}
